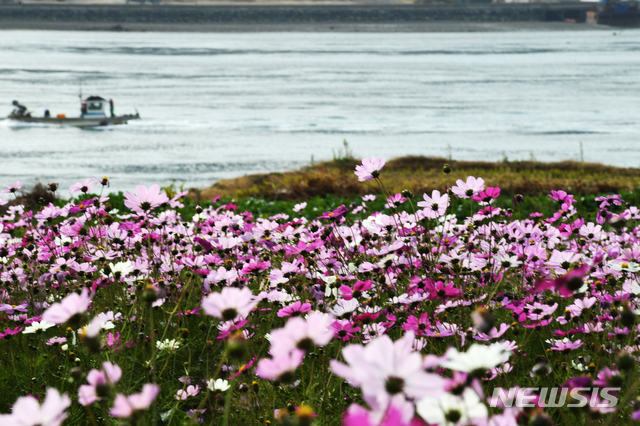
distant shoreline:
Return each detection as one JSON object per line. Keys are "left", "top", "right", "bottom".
{"left": 0, "top": 21, "right": 612, "bottom": 32}
{"left": 0, "top": 3, "right": 615, "bottom": 32}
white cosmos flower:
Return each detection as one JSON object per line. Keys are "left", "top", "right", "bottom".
{"left": 440, "top": 342, "right": 511, "bottom": 373}
{"left": 416, "top": 388, "right": 488, "bottom": 426}
{"left": 23, "top": 321, "right": 56, "bottom": 334}
{"left": 609, "top": 261, "right": 640, "bottom": 272}
{"left": 105, "top": 261, "right": 134, "bottom": 278}
{"left": 207, "top": 378, "right": 230, "bottom": 392}
{"left": 156, "top": 339, "right": 180, "bottom": 351}
{"left": 321, "top": 275, "right": 338, "bottom": 298}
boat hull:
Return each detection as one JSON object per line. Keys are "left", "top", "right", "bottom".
{"left": 5, "top": 114, "right": 140, "bottom": 128}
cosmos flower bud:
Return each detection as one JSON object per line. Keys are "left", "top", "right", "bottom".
{"left": 70, "top": 367, "right": 85, "bottom": 382}
{"left": 104, "top": 214, "right": 114, "bottom": 226}
{"left": 48, "top": 182, "right": 58, "bottom": 192}
{"left": 512, "top": 194, "right": 525, "bottom": 207}
{"left": 84, "top": 335, "right": 101, "bottom": 353}
{"left": 620, "top": 304, "right": 636, "bottom": 328}
{"left": 142, "top": 285, "right": 159, "bottom": 305}
{"left": 443, "top": 163, "right": 451, "bottom": 174}
{"left": 617, "top": 352, "right": 634, "bottom": 371}
{"left": 96, "top": 382, "right": 111, "bottom": 398}
{"left": 296, "top": 404, "right": 316, "bottom": 426}
{"left": 471, "top": 307, "right": 494, "bottom": 334}
{"left": 228, "top": 330, "right": 247, "bottom": 360}
{"left": 401, "top": 189, "right": 414, "bottom": 199}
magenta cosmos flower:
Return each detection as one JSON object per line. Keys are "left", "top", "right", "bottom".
{"left": 0, "top": 388, "right": 71, "bottom": 426}
{"left": 473, "top": 187, "right": 501, "bottom": 204}
{"left": 533, "top": 265, "right": 589, "bottom": 298}
{"left": 339, "top": 280, "right": 373, "bottom": 301}
{"left": 42, "top": 288, "right": 92, "bottom": 325}
{"left": 201, "top": 287, "right": 258, "bottom": 321}
{"left": 277, "top": 301, "right": 312, "bottom": 318}
{"left": 343, "top": 395, "right": 417, "bottom": 426}
{"left": 355, "top": 157, "right": 386, "bottom": 182}
{"left": 319, "top": 205, "right": 349, "bottom": 221}
{"left": 124, "top": 184, "right": 169, "bottom": 215}
{"left": 110, "top": 384, "right": 160, "bottom": 418}
{"left": 417, "top": 190, "right": 449, "bottom": 219}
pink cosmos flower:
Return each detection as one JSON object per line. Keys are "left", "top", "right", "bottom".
{"left": 256, "top": 349, "right": 304, "bottom": 383}
{"left": 343, "top": 395, "right": 420, "bottom": 426}
{"left": 330, "top": 332, "right": 445, "bottom": 413}
{"left": 0, "top": 302, "right": 28, "bottom": 314}
{"left": 123, "top": 185, "right": 169, "bottom": 215}
{"left": 355, "top": 157, "right": 386, "bottom": 182}
{"left": 269, "top": 311, "right": 334, "bottom": 356}
{"left": 474, "top": 323, "right": 510, "bottom": 342}
{"left": 550, "top": 339, "right": 583, "bottom": 353}
{"left": 175, "top": 385, "right": 200, "bottom": 400}
{"left": 42, "top": 288, "right": 92, "bottom": 324}
{"left": 385, "top": 193, "right": 407, "bottom": 209}
{"left": 79, "top": 362, "right": 122, "bottom": 406}
{"left": 110, "top": 384, "right": 160, "bottom": 418}
{"left": 69, "top": 178, "right": 97, "bottom": 194}
{"left": 46, "top": 337, "right": 67, "bottom": 346}
{"left": 201, "top": 287, "right": 257, "bottom": 321}
{"left": 547, "top": 250, "right": 582, "bottom": 275}
{"left": 523, "top": 302, "right": 558, "bottom": 322}
{"left": 451, "top": 176, "right": 485, "bottom": 199}
{"left": 417, "top": 190, "right": 449, "bottom": 218}
{"left": 277, "top": 301, "right": 312, "bottom": 318}
{"left": 240, "top": 259, "right": 271, "bottom": 276}
{"left": 293, "top": 202, "right": 307, "bottom": 212}
{"left": 0, "top": 388, "right": 71, "bottom": 426}
{"left": 1, "top": 180, "right": 21, "bottom": 194}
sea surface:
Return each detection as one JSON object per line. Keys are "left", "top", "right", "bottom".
{"left": 1, "top": 29, "right": 639, "bottom": 194}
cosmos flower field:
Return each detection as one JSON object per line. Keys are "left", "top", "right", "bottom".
{"left": 1, "top": 158, "right": 640, "bottom": 426}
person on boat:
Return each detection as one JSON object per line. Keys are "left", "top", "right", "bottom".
{"left": 109, "top": 99, "right": 114, "bottom": 117}
{"left": 11, "top": 100, "right": 27, "bottom": 117}
{"left": 44, "top": 110, "right": 50, "bottom": 118}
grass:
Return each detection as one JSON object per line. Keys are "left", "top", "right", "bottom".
{"left": 198, "top": 156, "right": 640, "bottom": 203}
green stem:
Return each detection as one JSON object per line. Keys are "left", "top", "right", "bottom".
{"left": 222, "top": 378, "right": 236, "bottom": 426}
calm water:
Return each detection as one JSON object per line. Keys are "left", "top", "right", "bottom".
{"left": 1, "top": 29, "right": 639, "bottom": 193}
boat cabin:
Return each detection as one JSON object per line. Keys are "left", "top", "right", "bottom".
{"left": 81, "top": 96, "right": 107, "bottom": 118}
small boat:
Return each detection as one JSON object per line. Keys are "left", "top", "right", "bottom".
{"left": 5, "top": 96, "right": 140, "bottom": 128}
{"left": 586, "top": 0, "right": 640, "bottom": 26}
